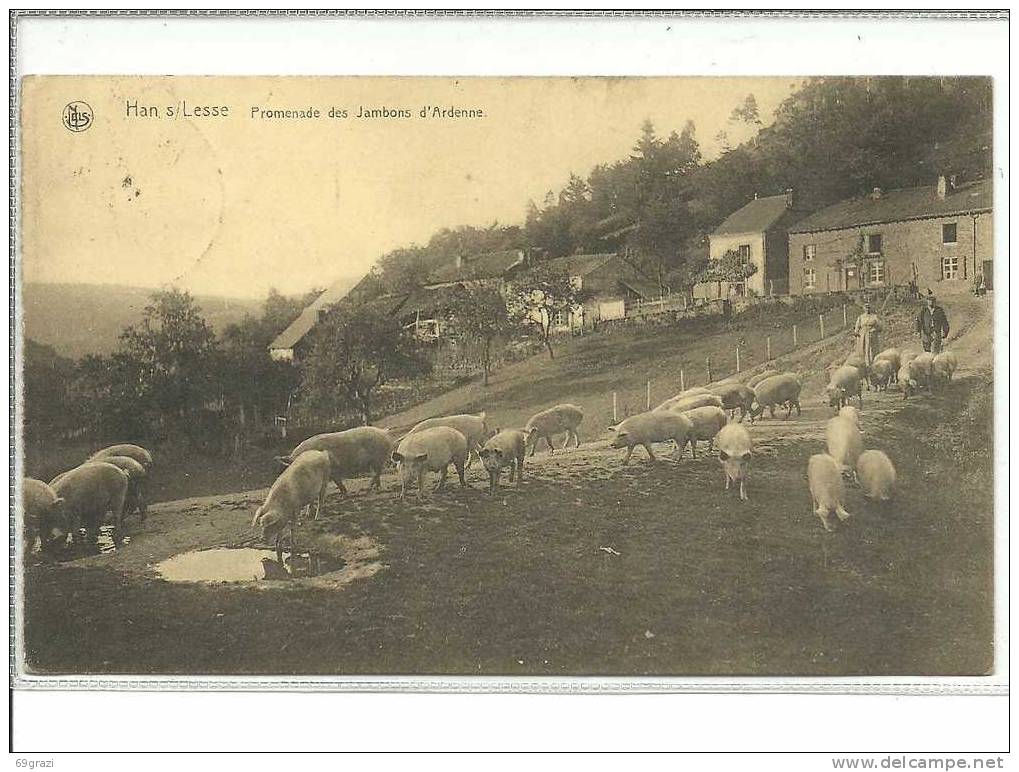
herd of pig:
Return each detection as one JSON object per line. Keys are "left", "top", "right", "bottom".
{"left": 22, "top": 444, "right": 153, "bottom": 557}
{"left": 811, "top": 344, "right": 957, "bottom": 531}
{"left": 21, "top": 342, "right": 958, "bottom": 565}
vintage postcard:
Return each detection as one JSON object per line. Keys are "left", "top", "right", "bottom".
{"left": 13, "top": 71, "right": 1001, "bottom": 688}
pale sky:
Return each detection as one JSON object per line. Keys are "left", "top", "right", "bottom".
{"left": 21, "top": 76, "right": 800, "bottom": 299}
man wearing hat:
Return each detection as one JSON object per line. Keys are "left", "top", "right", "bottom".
{"left": 916, "top": 291, "right": 950, "bottom": 353}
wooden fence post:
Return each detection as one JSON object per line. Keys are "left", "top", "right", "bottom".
{"left": 612, "top": 392, "right": 617, "bottom": 423}
{"left": 792, "top": 324, "right": 798, "bottom": 346}
{"left": 680, "top": 368, "right": 686, "bottom": 392}
{"left": 819, "top": 314, "right": 825, "bottom": 339}
{"left": 766, "top": 336, "right": 772, "bottom": 361}
{"left": 843, "top": 304, "right": 848, "bottom": 326}
{"left": 706, "top": 357, "right": 713, "bottom": 383}
{"left": 735, "top": 346, "right": 741, "bottom": 373}
{"left": 646, "top": 380, "right": 651, "bottom": 410}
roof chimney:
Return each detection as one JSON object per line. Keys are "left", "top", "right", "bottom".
{"left": 870, "top": 187, "right": 883, "bottom": 201}
{"left": 784, "top": 188, "right": 795, "bottom": 208}
{"left": 936, "top": 175, "right": 947, "bottom": 201}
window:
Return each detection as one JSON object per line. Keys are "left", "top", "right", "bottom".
{"left": 866, "top": 234, "right": 883, "bottom": 254}
{"left": 803, "top": 244, "right": 816, "bottom": 261}
{"left": 552, "top": 310, "right": 566, "bottom": 326}
{"left": 943, "top": 256, "right": 960, "bottom": 280}
{"left": 737, "top": 244, "right": 751, "bottom": 262}
{"left": 942, "top": 223, "right": 958, "bottom": 244}
{"left": 868, "top": 260, "right": 886, "bottom": 285}
{"left": 569, "top": 275, "right": 583, "bottom": 290}
{"left": 803, "top": 267, "right": 816, "bottom": 290}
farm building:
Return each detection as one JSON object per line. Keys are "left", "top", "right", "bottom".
{"left": 787, "top": 176, "right": 993, "bottom": 295}
{"left": 424, "top": 249, "right": 529, "bottom": 288}
{"left": 542, "top": 253, "right": 661, "bottom": 329}
{"left": 703, "top": 190, "right": 802, "bottom": 298}
{"left": 402, "top": 249, "right": 532, "bottom": 340}
{"left": 268, "top": 283, "right": 408, "bottom": 362}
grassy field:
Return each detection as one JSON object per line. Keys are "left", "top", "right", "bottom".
{"left": 20, "top": 291, "right": 995, "bottom": 676}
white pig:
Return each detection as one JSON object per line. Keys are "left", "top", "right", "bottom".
{"left": 931, "top": 351, "right": 958, "bottom": 391}
{"left": 716, "top": 422, "right": 753, "bottom": 501}
{"left": 826, "top": 415, "right": 864, "bottom": 477}
{"left": 407, "top": 413, "right": 489, "bottom": 467}
{"left": 87, "top": 443, "right": 153, "bottom": 469}
{"left": 856, "top": 449, "right": 896, "bottom": 501}
{"left": 874, "top": 347, "right": 902, "bottom": 379}
{"left": 609, "top": 410, "right": 694, "bottom": 464}
{"left": 750, "top": 373, "right": 802, "bottom": 420}
{"left": 523, "top": 404, "right": 583, "bottom": 455}
{"left": 838, "top": 405, "right": 861, "bottom": 427}
{"left": 655, "top": 392, "right": 723, "bottom": 414}
{"left": 51, "top": 462, "right": 129, "bottom": 547}
{"left": 710, "top": 382, "right": 757, "bottom": 424}
{"left": 253, "top": 449, "right": 332, "bottom": 565}
{"left": 281, "top": 426, "right": 395, "bottom": 493}
{"left": 869, "top": 358, "right": 896, "bottom": 391}
{"left": 681, "top": 406, "right": 729, "bottom": 458}
{"left": 808, "top": 453, "right": 853, "bottom": 532}
{"left": 89, "top": 455, "right": 147, "bottom": 520}
{"left": 826, "top": 365, "right": 863, "bottom": 411}
{"left": 392, "top": 426, "right": 469, "bottom": 498}
{"left": 900, "top": 353, "right": 935, "bottom": 398}
{"left": 843, "top": 353, "right": 871, "bottom": 388}
{"left": 22, "top": 478, "right": 66, "bottom": 555}
{"left": 479, "top": 429, "right": 527, "bottom": 494}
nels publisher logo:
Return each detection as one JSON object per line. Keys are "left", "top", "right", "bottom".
{"left": 62, "top": 101, "right": 93, "bottom": 132}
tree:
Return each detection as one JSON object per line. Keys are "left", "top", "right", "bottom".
{"left": 67, "top": 351, "right": 147, "bottom": 441}
{"left": 118, "top": 289, "right": 219, "bottom": 434}
{"left": 730, "top": 93, "right": 761, "bottom": 125}
{"left": 445, "top": 284, "right": 512, "bottom": 385}
{"left": 625, "top": 120, "right": 701, "bottom": 291}
{"left": 219, "top": 288, "right": 306, "bottom": 432}
{"left": 694, "top": 248, "right": 760, "bottom": 284}
{"left": 300, "top": 303, "right": 428, "bottom": 425}
{"left": 508, "top": 263, "right": 586, "bottom": 360}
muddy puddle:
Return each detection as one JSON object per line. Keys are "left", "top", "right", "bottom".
{"left": 154, "top": 547, "right": 346, "bottom": 583}
{"left": 150, "top": 532, "right": 385, "bottom": 589}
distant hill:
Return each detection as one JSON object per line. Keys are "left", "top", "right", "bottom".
{"left": 21, "top": 283, "right": 266, "bottom": 360}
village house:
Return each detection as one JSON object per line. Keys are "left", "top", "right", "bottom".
{"left": 787, "top": 176, "right": 993, "bottom": 295}
{"left": 541, "top": 253, "right": 660, "bottom": 329}
{"left": 701, "top": 190, "right": 801, "bottom": 299}
{"left": 268, "top": 280, "right": 407, "bottom": 362}
{"left": 401, "top": 249, "right": 530, "bottom": 340}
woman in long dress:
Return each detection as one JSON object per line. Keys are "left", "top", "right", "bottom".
{"left": 854, "top": 301, "right": 882, "bottom": 365}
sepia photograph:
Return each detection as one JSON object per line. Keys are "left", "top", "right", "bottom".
{"left": 14, "top": 70, "right": 998, "bottom": 683}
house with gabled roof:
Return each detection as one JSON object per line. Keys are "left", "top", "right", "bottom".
{"left": 706, "top": 190, "right": 803, "bottom": 297}
{"left": 268, "top": 280, "right": 408, "bottom": 362}
{"left": 543, "top": 252, "right": 660, "bottom": 327}
{"left": 424, "top": 249, "right": 529, "bottom": 287}
{"left": 787, "top": 176, "right": 992, "bottom": 295}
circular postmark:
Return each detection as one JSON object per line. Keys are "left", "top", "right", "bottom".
{"left": 62, "top": 101, "right": 94, "bottom": 132}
